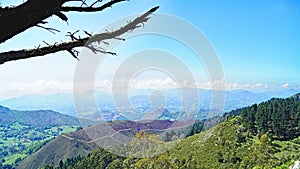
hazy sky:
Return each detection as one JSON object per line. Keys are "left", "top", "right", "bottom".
{"left": 0, "top": 0, "right": 299, "bottom": 99}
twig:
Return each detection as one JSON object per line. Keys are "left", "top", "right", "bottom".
{"left": 36, "top": 25, "right": 61, "bottom": 34}
{"left": 91, "top": 0, "right": 103, "bottom": 7}
{"left": 61, "top": 0, "right": 126, "bottom": 12}
{"left": 42, "top": 41, "right": 50, "bottom": 46}
{"left": 67, "top": 49, "right": 80, "bottom": 60}
{"left": 66, "top": 30, "right": 80, "bottom": 40}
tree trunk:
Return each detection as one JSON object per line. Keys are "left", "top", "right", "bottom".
{"left": 0, "top": 0, "right": 64, "bottom": 43}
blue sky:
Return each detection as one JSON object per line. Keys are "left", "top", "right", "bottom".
{"left": 0, "top": 0, "right": 299, "bottom": 99}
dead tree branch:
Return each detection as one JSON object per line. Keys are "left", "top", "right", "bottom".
{"left": 36, "top": 25, "right": 61, "bottom": 34}
{"left": 61, "top": 0, "right": 126, "bottom": 12}
{"left": 0, "top": 0, "right": 126, "bottom": 43}
{"left": 0, "top": 6, "right": 159, "bottom": 64}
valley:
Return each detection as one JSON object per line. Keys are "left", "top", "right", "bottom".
{"left": 0, "top": 123, "right": 78, "bottom": 167}
{"left": 0, "top": 92, "right": 300, "bottom": 169}
{"left": 0, "top": 106, "right": 88, "bottom": 168}
{"left": 38, "top": 93, "right": 300, "bottom": 169}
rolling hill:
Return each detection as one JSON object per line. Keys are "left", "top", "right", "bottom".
{"left": 16, "top": 119, "right": 205, "bottom": 168}
{"left": 0, "top": 105, "right": 98, "bottom": 168}
{"left": 34, "top": 93, "right": 300, "bottom": 169}
{"left": 39, "top": 115, "right": 299, "bottom": 169}
{"left": 0, "top": 105, "right": 81, "bottom": 127}
{"left": 67, "top": 116, "right": 300, "bottom": 169}
{"left": 15, "top": 135, "right": 98, "bottom": 169}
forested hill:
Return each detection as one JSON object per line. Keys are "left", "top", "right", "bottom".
{"left": 231, "top": 94, "right": 300, "bottom": 141}
{"left": 47, "top": 93, "right": 300, "bottom": 169}
{"left": 0, "top": 105, "right": 81, "bottom": 127}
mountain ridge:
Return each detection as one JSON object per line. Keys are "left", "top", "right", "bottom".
{"left": 0, "top": 105, "right": 95, "bottom": 127}
{"left": 1, "top": 89, "right": 298, "bottom": 121}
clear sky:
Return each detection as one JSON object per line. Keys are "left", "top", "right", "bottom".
{"left": 0, "top": 0, "right": 300, "bottom": 99}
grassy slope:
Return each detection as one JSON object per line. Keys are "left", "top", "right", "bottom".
{"left": 163, "top": 117, "right": 250, "bottom": 168}
{"left": 52, "top": 117, "right": 300, "bottom": 169}
{"left": 71, "top": 116, "right": 299, "bottom": 169}
{"left": 16, "top": 136, "right": 98, "bottom": 169}
{"left": 133, "top": 116, "right": 299, "bottom": 169}
{"left": 3, "top": 154, "right": 26, "bottom": 165}
{"left": 129, "top": 117, "right": 249, "bottom": 169}
{"left": 22, "top": 116, "right": 300, "bottom": 168}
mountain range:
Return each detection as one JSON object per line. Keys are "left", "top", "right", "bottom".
{"left": 0, "top": 89, "right": 298, "bottom": 121}
{"left": 0, "top": 105, "right": 95, "bottom": 127}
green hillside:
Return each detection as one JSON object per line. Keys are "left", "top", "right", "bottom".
{"left": 0, "top": 105, "right": 96, "bottom": 169}
{"left": 42, "top": 95, "right": 300, "bottom": 169}
{"left": 0, "top": 123, "right": 79, "bottom": 165}
{"left": 16, "top": 136, "right": 98, "bottom": 169}
{"left": 19, "top": 119, "right": 205, "bottom": 169}
{"left": 57, "top": 116, "right": 298, "bottom": 169}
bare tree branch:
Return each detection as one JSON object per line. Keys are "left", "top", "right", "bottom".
{"left": 67, "top": 49, "right": 80, "bottom": 61}
{"left": 91, "top": 0, "right": 103, "bottom": 7}
{"left": 55, "top": 11, "right": 68, "bottom": 22}
{"left": 0, "top": 0, "right": 126, "bottom": 43}
{"left": 0, "top": 6, "right": 159, "bottom": 64}
{"left": 0, "top": 0, "right": 64, "bottom": 43}
{"left": 36, "top": 25, "right": 61, "bottom": 34}
{"left": 61, "top": 0, "right": 126, "bottom": 12}
{"left": 0, "top": 40, "right": 86, "bottom": 64}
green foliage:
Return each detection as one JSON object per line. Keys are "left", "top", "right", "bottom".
{"left": 125, "top": 131, "right": 166, "bottom": 157}
{"left": 0, "top": 122, "right": 78, "bottom": 167}
{"left": 0, "top": 105, "right": 84, "bottom": 167}
{"left": 68, "top": 148, "right": 125, "bottom": 169}
{"left": 241, "top": 98, "right": 300, "bottom": 140}
{"left": 69, "top": 116, "right": 300, "bottom": 169}
{"left": 37, "top": 95, "right": 300, "bottom": 168}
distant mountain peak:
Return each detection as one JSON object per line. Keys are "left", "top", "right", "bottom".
{"left": 0, "top": 105, "right": 10, "bottom": 112}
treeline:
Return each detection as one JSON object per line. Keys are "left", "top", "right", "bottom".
{"left": 240, "top": 98, "right": 300, "bottom": 140}
{"left": 41, "top": 156, "right": 84, "bottom": 169}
